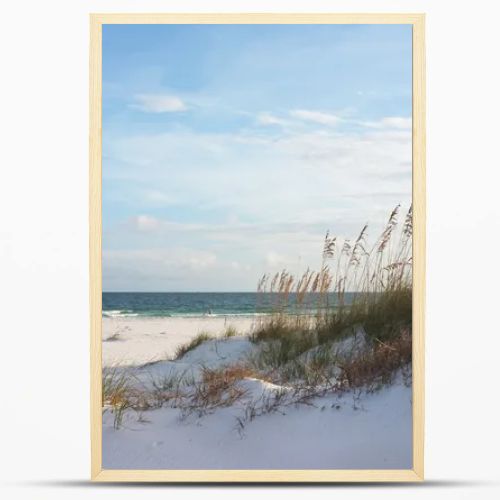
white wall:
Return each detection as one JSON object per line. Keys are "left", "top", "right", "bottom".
{"left": 1, "top": 1, "right": 499, "bottom": 498}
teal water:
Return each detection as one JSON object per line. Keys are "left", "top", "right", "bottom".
{"left": 102, "top": 292, "right": 353, "bottom": 318}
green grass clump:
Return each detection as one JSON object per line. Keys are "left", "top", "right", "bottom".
{"left": 223, "top": 325, "right": 238, "bottom": 338}
{"left": 174, "top": 332, "right": 214, "bottom": 360}
{"left": 102, "top": 368, "right": 136, "bottom": 429}
{"left": 253, "top": 204, "right": 413, "bottom": 370}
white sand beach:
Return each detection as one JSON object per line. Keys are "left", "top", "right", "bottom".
{"left": 102, "top": 315, "right": 258, "bottom": 367}
{"left": 103, "top": 378, "right": 412, "bottom": 470}
{"left": 101, "top": 318, "right": 413, "bottom": 470}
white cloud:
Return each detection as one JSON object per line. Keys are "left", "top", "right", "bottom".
{"left": 104, "top": 115, "right": 412, "bottom": 290}
{"left": 134, "top": 215, "right": 161, "bottom": 231}
{"left": 290, "top": 109, "right": 341, "bottom": 126}
{"left": 256, "top": 112, "right": 290, "bottom": 127}
{"left": 132, "top": 94, "right": 187, "bottom": 113}
{"left": 109, "top": 122, "right": 411, "bottom": 228}
{"left": 362, "top": 117, "right": 412, "bottom": 130}
{"left": 104, "top": 247, "right": 216, "bottom": 274}
{"left": 265, "top": 251, "right": 295, "bottom": 267}
{"left": 101, "top": 248, "right": 242, "bottom": 291}
{"left": 143, "top": 190, "right": 178, "bottom": 205}
{"left": 187, "top": 253, "right": 217, "bottom": 269}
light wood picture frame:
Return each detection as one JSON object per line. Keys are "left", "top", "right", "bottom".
{"left": 90, "top": 13, "right": 425, "bottom": 482}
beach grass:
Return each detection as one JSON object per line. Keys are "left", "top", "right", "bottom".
{"left": 102, "top": 367, "right": 136, "bottom": 428}
{"left": 251, "top": 204, "right": 412, "bottom": 366}
{"left": 174, "top": 331, "right": 214, "bottom": 360}
{"left": 223, "top": 325, "right": 238, "bottom": 338}
{"left": 173, "top": 325, "right": 239, "bottom": 361}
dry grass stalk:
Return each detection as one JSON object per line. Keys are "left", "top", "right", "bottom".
{"left": 253, "top": 204, "right": 413, "bottom": 356}
{"left": 338, "top": 329, "right": 412, "bottom": 390}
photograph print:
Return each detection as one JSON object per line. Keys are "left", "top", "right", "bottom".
{"left": 93, "top": 17, "right": 424, "bottom": 478}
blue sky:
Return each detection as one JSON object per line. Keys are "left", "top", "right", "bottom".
{"left": 102, "top": 24, "right": 412, "bottom": 291}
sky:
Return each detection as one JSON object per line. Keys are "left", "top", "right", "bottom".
{"left": 102, "top": 24, "right": 412, "bottom": 292}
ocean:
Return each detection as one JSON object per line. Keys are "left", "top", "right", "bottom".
{"left": 102, "top": 292, "right": 351, "bottom": 318}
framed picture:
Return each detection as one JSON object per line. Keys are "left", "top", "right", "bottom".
{"left": 90, "top": 13, "right": 425, "bottom": 482}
